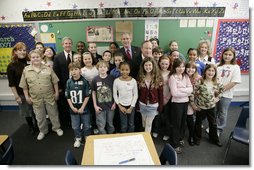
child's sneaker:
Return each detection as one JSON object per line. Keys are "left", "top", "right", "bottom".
{"left": 37, "top": 132, "right": 45, "bottom": 140}
{"left": 162, "top": 136, "right": 169, "bottom": 141}
{"left": 152, "top": 133, "right": 158, "bottom": 138}
{"left": 55, "top": 129, "right": 63, "bottom": 136}
{"left": 174, "top": 147, "right": 182, "bottom": 154}
{"left": 74, "top": 138, "right": 81, "bottom": 148}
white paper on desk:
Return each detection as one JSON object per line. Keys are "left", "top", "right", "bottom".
{"left": 94, "top": 134, "right": 154, "bottom": 165}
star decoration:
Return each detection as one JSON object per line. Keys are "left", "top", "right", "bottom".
{"left": 73, "top": 3, "right": 78, "bottom": 9}
{"left": 1, "top": 16, "right": 6, "bottom": 20}
{"left": 172, "top": 0, "right": 177, "bottom": 4}
{"left": 23, "top": 8, "right": 28, "bottom": 12}
{"left": 233, "top": 3, "right": 238, "bottom": 10}
{"left": 194, "top": 1, "right": 199, "bottom": 6}
{"left": 47, "top": 1, "right": 51, "bottom": 7}
{"left": 99, "top": 2, "right": 104, "bottom": 8}
{"left": 212, "top": 2, "right": 217, "bottom": 7}
{"left": 123, "top": 0, "right": 129, "bottom": 6}
{"left": 148, "top": 2, "right": 153, "bottom": 7}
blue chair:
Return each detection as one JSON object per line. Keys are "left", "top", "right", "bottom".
{"left": 65, "top": 150, "right": 78, "bottom": 165}
{"left": 222, "top": 106, "right": 249, "bottom": 164}
{"left": 0, "top": 137, "right": 14, "bottom": 165}
{"left": 159, "top": 143, "right": 177, "bottom": 165}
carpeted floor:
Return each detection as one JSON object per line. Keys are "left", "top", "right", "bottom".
{"left": 0, "top": 106, "right": 249, "bottom": 165}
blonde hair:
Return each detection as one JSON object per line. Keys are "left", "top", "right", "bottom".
{"left": 96, "top": 60, "right": 109, "bottom": 69}
{"left": 197, "top": 39, "right": 211, "bottom": 56}
{"left": 137, "top": 57, "right": 163, "bottom": 88}
{"left": 28, "top": 49, "right": 43, "bottom": 59}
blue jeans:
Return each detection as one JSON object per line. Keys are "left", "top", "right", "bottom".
{"left": 96, "top": 110, "right": 115, "bottom": 134}
{"left": 70, "top": 113, "right": 91, "bottom": 138}
{"left": 119, "top": 107, "right": 135, "bottom": 133}
{"left": 216, "top": 97, "right": 232, "bottom": 132}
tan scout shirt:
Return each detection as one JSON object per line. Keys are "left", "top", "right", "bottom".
{"left": 19, "top": 64, "right": 59, "bottom": 106}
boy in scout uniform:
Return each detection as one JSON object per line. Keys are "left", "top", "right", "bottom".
{"left": 19, "top": 50, "right": 63, "bottom": 140}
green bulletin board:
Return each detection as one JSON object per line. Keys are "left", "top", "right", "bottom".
{"left": 39, "top": 19, "right": 213, "bottom": 55}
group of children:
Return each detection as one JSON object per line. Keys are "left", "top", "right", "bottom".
{"left": 7, "top": 38, "right": 241, "bottom": 154}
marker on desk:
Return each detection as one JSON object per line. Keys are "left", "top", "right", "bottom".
{"left": 118, "top": 158, "right": 135, "bottom": 165}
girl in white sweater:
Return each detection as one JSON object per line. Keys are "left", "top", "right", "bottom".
{"left": 113, "top": 62, "right": 138, "bottom": 132}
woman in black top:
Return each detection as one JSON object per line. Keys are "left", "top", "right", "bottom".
{"left": 7, "top": 42, "right": 36, "bottom": 134}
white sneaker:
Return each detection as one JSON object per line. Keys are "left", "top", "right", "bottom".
{"left": 152, "top": 133, "right": 158, "bottom": 138}
{"left": 37, "top": 132, "right": 45, "bottom": 140}
{"left": 74, "top": 138, "right": 81, "bottom": 148}
{"left": 205, "top": 128, "right": 209, "bottom": 134}
{"left": 93, "top": 129, "right": 99, "bottom": 134}
{"left": 163, "top": 136, "right": 169, "bottom": 141}
{"left": 55, "top": 129, "right": 63, "bottom": 136}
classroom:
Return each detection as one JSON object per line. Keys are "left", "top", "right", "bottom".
{"left": 0, "top": 0, "right": 250, "bottom": 166}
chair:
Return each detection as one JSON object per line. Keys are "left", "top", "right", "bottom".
{"left": 159, "top": 143, "right": 177, "bottom": 165}
{"left": 0, "top": 137, "right": 14, "bottom": 165}
{"left": 65, "top": 150, "right": 78, "bottom": 165}
{"left": 222, "top": 106, "right": 249, "bottom": 164}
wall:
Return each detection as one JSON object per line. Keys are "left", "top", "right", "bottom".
{"left": 0, "top": 0, "right": 250, "bottom": 106}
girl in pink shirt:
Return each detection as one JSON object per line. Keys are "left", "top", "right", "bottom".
{"left": 168, "top": 58, "right": 193, "bottom": 154}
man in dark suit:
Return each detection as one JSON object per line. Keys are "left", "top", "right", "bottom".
{"left": 119, "top": 32, "right": 142, "bottom": 79}
{"left": 119, "top": 33, "right": 143, "bottom": 132}
{"left": 53, "top": 37, "right": 75, "bottom": 128}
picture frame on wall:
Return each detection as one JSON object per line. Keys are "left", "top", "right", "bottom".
{"left": 86, "top": 26, "right": 113, "bottom": 42}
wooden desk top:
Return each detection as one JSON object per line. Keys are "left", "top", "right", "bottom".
{"left": 81, "top": 132, "right": 161, "bottom": 165}
{"left": 0, "top": 135, "right": 8, "bottom": 145}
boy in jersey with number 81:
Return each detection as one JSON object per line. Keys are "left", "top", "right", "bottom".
{"left": 65, "top": 62, "right": 92, "bottom": 148}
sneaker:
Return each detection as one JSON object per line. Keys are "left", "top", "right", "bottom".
{"left": 174, "top": 147, "right": 182, "bottom": 154}
{"left": 152, "top": 133, "right": 158, "bottom": 138}
{"left": 37, "top": 132, "right": 45, "bottom": 140}
{"left": 93, "top": 129, "right": 99, "bottom": 134}
{"left": 55, "top": 129, "right": 63, "bottom": 136}
{"left": 205, "top": 128, "right": 209, "bottom": 134}
{"left": 163, "top": 136, "right": 169, "bottom": 141}
{"left": 74, "top": 138, "right": 82, "bottom": 148}
{"left": 180, "top": 140, "right": 184, "bottom": 147}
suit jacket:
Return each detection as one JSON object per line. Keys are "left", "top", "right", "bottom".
{"left": 119, "top": 46, "right": 142, "bottom": 79}
{"left": 53, "top": 51, "right": 75, "bottom": 91}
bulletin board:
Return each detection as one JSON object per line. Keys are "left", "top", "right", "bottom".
{"left": 38, "top": 19, "right": 213, "bottom": 55}
{"left": 0, "top": 23, "right": 36, "bottom": 78}
{"left": 213, "top": 19, "right": 249, "bottom": 74}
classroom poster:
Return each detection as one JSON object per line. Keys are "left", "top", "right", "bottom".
{"left": 0, "top": 24, "right": 36, "bottom": 78}
{"left": 213, "top": 19, "right": 249, "bottom": 73}
{"left": 40, "top": 33, "right": 57, "bottom": 52}
{"left": 145, "top": 19, "right": 159, "bottom": 40}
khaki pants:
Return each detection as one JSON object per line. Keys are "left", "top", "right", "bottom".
{"left": 33, "top": 100, "right": 61, "bottom": 134}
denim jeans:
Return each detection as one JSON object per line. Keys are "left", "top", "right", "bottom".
{"left": 216, "top": 97, "right": 232, "bottom": 132}
{"left": 119, "top": 107, "right": 135, "bottom": 133}
{"left": 96, "top": 110, "right": 115, "bottom": 134}
{"left": 70, "top": 113, "right": 91, "bottom": 138}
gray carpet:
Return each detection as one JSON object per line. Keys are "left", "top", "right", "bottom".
{"left": 0, "top": 106, "right": 249, "bottom": 165}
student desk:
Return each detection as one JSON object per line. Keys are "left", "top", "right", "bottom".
{"left": 81, "top": 132, "right": 161, "bottom": 165}
{"left": 0, "top": 135, "right": 8, "bottom": 146}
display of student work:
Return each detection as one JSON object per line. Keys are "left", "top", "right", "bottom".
{"left": 213, "top": 19, "right": 249, "bottom": 74}
{"left": 86, "top": 26, "right": 113, "bottom": 42}
{"left": 0, "top": 24, "right": 36, "bottom": 78}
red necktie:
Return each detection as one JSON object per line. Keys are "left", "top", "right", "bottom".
{"left": 126, "top": 49, "right": 131, "bottom": 60}
{"left": 67, "top": 53, "right": 71, "bottom": 65}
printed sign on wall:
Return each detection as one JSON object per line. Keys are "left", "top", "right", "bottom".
{"left": 213, "top": 19, "right": 249, "bottom": 74}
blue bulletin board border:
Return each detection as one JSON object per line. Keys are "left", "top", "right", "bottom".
{"left": 213, "top": 19, "right": 249, "bottom": 74}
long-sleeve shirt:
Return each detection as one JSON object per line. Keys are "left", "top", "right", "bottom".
{"left": 168, "top": 74, "right": 193, "bottom": 103}
{"left": 189, "top": 80, "right": 224, "bottom": 109}
{"left": 113, "top": 78, "right": 138, "bottom": 107}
